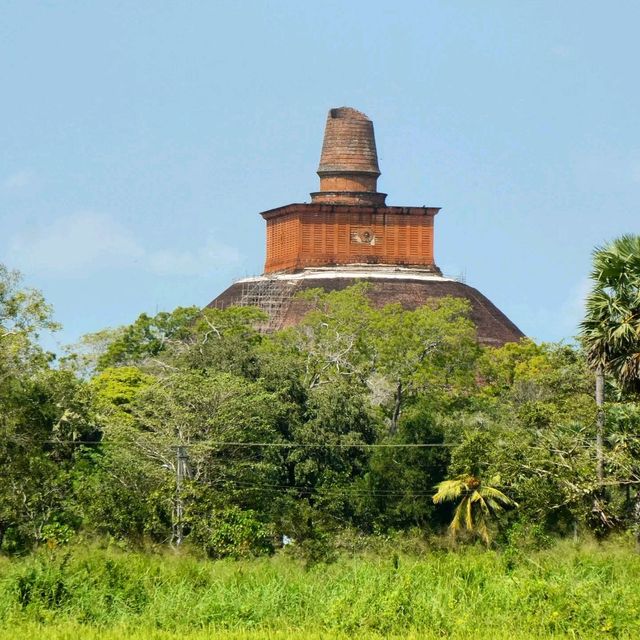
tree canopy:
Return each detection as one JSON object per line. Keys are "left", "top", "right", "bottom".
{"left": 2, "top": 250, "right": 640, "bottom": 556}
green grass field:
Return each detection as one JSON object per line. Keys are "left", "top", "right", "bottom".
{"left": 1, "top": 540, "right": 639, "bottom": 639}
{"left": 0, "top": 626, "right": 586, "bottom": 640}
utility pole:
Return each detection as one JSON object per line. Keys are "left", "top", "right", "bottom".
{"left": 175, "top": 445, "right": 189, "bottom": 547}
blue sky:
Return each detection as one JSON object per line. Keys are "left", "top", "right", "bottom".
{"left": 1, "top": 1, "right": 638, "bottom": 349}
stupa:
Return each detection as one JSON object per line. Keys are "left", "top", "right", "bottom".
{"left": 208, "top": 107, "right": 523, "bottom": 346}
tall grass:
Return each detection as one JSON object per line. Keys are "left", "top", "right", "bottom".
{"left": 1, "top": 540, "right": 639, "bottom": 638}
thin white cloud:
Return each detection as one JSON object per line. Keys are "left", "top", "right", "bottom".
{"left": 147, "top": 241, "right": 241, "bottom": 276}
{"left": 5, "top": 211, "right": 241, "bottom": 277}
{"left": 2, "top": 170, "right": 34, "bottom": 191}
{"left": 7, "top": 212, "right": 143, "bottom": 274}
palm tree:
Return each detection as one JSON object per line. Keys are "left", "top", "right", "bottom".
{"left": 580, "top": 235, "right": 640, "bottom": 487}
{"left": 581, "top": 234, "right": 640, "bottom": 391}
{"left": 432, "top": 475, "right": 517, "bottom": 545}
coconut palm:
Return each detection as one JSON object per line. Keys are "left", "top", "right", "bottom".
{"left": 432, "top": 475, "right": 517, "bottom": 545}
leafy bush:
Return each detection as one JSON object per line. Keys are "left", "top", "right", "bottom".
{"left": 189, "top": 507, "right": 274, "bottom": 559}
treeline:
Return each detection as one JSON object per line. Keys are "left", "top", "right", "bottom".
{"left": 1, "top": 250, "right": 639, "bottom": 558}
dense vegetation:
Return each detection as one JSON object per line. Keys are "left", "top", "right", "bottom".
{"left": 0, "top": 234, "right": 638, "bottom": 636}
{"left": 1, "top": 540, "right": 639, "bottom": 639}
{"left": 2, "top": 266, "right": 639, "bottom": 556}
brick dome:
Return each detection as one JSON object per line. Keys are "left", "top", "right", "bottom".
{"left": 209, "top": 269, "right": 524, "bottom": 347}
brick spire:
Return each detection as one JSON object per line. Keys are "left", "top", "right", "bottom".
{"left": 311, "top": 107, "right": 387, "bottom": 206}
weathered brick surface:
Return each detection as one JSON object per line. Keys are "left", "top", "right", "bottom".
{"left": 313, "top": 107, "right": 384, "bottom": 206}
{"left": 317, "top": 107, "right": 380, "bottom": 174}
{"left": 208, "top": 277, "right": 525, "bottom": 347}
{"left": 261, "top": 203, "right": 440, "bottom": 273}
{"left": 310, "top": 190, "right": 387, "bottom": 206}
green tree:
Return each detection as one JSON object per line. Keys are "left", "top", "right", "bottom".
{"left": 84, "top": 368, "right": 286, "bottom": 550}
{"left": 292, "top": 284, "right": 478, "bottom": 433}
{"left": 370, "top": 298, "right": 478, "bottom": 433}
{"left": 580, "top": 235, "right": 640, "bottom": 528}
{"left": 95, "top": 306, "right": 201, "bottom": 370}
{"left": 176, "top": 306, "right": 267, "bottom": 378}
{"left": 273, "top": 285, "right": 481, "bottom": 537}
{"left": 581, "top": 235, "right": 640, "bottom": 394}
{"left": 0, "top": 264, "right": 58, "bottom": 341}
{"left": 293, "top": 284, "right": 376, "bottom": 389}
{"left": 0, "top": 265, "right": 94, "bottom": 549}
{"left": 357, "top": 401, "right": 450, "bottom": 531}
{"left": 447, "top": 342, "right": 600, "bottom": 536}
{"left": 433, "top": 474, "right": 517, "bottom": 545}
{"left": 281, "top": 380, "right": 378, "bottom": 541}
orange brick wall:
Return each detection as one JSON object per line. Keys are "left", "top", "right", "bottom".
{"left": 319, "top": 174, "right": 377, "bottom": 193}
{"left": 264, "top": 212, "right": 300, "bottom": 272}
{"left": 263, "top": 205, "right": 437, "bottom": 273}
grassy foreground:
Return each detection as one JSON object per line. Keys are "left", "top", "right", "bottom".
{"left": 0, "top": 540, "right": 639, "bottom": 639}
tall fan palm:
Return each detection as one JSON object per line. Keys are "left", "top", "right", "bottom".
{"left": 433, "top": 475, "right": 517, "bottom": 545}
{"left": 581, "top": 234, "right": 640, "bottom": 393}
{"left": 580, "top": 235, "right": 640, "bottom": 487}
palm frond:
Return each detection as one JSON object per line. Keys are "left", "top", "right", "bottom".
{"left": 433, "top": 479, "right": 465, "bottom": 504}
{"left": 475, "top": 513, "right": 491, "bottom": 545}
{"left": 472, "top": 492, "right": 491, "bottom": 516}
{"left": 580, "top": 234, "right": 640, "bottom": 390}
{"left": 480, "top": 486, "right": 518, "bottom": 507}
{"left": 449, "top": 497, "right": 467, "bottom": 537}
{"left": 464, "top": 493, "right": 474, "bottom": 531}
{"left": 435, "top": 474, "right": 519, "bottom": 546}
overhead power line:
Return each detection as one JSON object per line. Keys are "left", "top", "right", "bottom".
{"left": 213, "top": 478, "right": 439, "bottom": 497}
{"left": 42, "top": 439, "right": 606, "bottom": 450}
{"left": 43, "top": 440, "right": 460, "bottom": 448}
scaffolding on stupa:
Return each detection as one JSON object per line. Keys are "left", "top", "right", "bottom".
{"left": 234, "top": 277, "right": 293, "bottom": 332}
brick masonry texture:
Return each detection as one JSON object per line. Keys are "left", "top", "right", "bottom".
{"left": 209, "top": 277, "right": 525, "bottom": 347}
{"left": 261, "top": 203, "right": 440, "bottom": 273}
{"left": 313, "top": 107, "right": 384, "bottom": 206}
{"left": 317, "top": 108, "right": 380, "bottom": 175}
